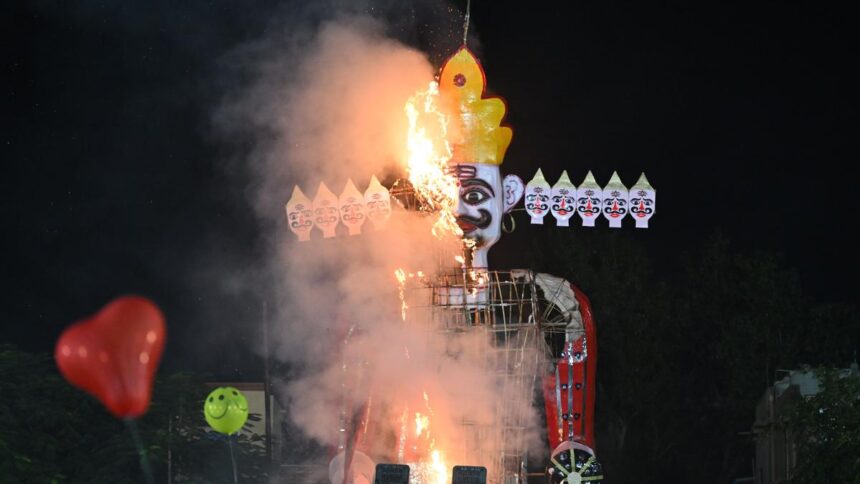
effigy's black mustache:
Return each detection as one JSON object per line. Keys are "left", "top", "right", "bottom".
{"left": 457, "top": 210, "right": 492, "bottom": 229}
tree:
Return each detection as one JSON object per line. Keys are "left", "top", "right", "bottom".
{"left": 0, "top": 345, "right": 269, "bottom": 483}
{"left": 674, "top": 234, "right": 811, "bottom": 482}
{"left": 527, "top": 230, "right": 690, "bottom": 481}
{"left": 525, "top": 229, "right": 857, "bottom": 483}
{"left": 788, "top": 368, "right": 860, "bottom": 484}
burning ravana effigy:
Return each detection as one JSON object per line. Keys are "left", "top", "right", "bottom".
{"left": 284, "top": 46, "right": 652, "bottom": 483}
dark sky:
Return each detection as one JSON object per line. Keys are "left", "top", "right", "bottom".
{"left": 3, "top": 1, "right": 857, "bottom": 377}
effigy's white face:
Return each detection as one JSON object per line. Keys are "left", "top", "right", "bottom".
{"left": 629, "top": 188, "right": 655, "bottom": 227}
{"left": 451, "top": 163, "right": 524, "bottom": 268}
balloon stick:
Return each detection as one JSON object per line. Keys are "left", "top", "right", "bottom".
{"left": 228, "top": 436, "right": 238, "bottom": 484}
{"left": 124, "top": 419, "right": 155, "bottom": 484}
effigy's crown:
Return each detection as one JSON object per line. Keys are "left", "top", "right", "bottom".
{"left": 439, "top": 47, "right": 512, "bottom": 166}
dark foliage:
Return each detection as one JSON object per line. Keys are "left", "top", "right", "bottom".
{"left": 0, "top": 347, "right": 269, "bottom": 483}
{"left": 527, "top": 230, "right": 859, "bottom": 483}
{"left": 788, "top": 368, "right": 860, "bottom": 484}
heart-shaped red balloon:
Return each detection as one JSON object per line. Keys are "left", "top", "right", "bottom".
{"left": 55, "top": 296, "right": 166, "bottom": 419}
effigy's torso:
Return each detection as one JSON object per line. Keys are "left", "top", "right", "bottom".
{"left": 372, "top": 268, "right": 597, "bottom": 483}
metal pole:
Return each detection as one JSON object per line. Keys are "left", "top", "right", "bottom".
{"left": 262, "top": 300, "right": 273, "bottom": 464}
{"left": 228, "top": 436, "right": 238, "bottom": 484}
{"left": 167, "top": 416, "right": 173, "bottom": 484}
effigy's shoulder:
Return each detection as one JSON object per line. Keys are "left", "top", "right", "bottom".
{"left": 532, "top": 271, "right": 584, "bottom": 333}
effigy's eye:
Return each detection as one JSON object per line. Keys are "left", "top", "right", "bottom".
{"left": 463, "top": 189, "right": 489, "bottom": 205}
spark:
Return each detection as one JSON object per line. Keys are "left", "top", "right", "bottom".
{"left": 395, "top": 268, "right": 409, "bottom": 320}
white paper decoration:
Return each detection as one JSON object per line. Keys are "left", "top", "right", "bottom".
{"left": 338, "top": 179, "right": 366, "bottom": 236}
{"left": 312, "top": 182, "right": 339, "bottom": 238}
{"left": 524, "top": 168, "right": 551, "bottom": 224}
{"left": 364, "top": 175, "right": 391, "bottom": 230}
{"left": 629, "top": 173, "right": 655, "bottom": 228}
{"left": 285, "top": 186, "right": 314, "bottom": 242}
{"left": 576, "top": 171, "right": 602, "bottom": 227}
{"left": 601, "top": 171, "right": 629, "bottom": 228}
{"left": 550, "top": 170, "right": 577, "bottom": 227}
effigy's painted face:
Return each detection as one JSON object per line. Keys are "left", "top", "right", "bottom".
{"left": 451, "top": 163, "right": 523, "bottom": 267}
{"left": 629, "top": 188, "right": 655, "bottom": 228}
{"left": 602, "top": 189, "right": 628, "bottom": 228}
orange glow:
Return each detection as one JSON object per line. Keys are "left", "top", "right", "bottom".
{"left": 394, "top": 268, "right": 408, "bottom": 320}
{"left": 430, "top": 449, "right": 447, "bottom": 484}
{"left": 404, "top": 82, "right": 461, "bottom": 239}
{"left": 396, "top": 83, "right": 460, "bottom": 481}
{"left": 391, "top": 392, "right": 451, "bottom": 484}
{"left": 408, "top": 407, "right": 448, "bottom": 484}
{"left": 415, "top": 412, "right": 430, "bottom": 437}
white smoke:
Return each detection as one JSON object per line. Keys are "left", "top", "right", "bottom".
{"left": 216, "top": 4, "right": 542, "bottom": 481}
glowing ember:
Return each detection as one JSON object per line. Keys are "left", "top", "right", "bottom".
{"left": 415, "top": 412, "right": 430, "bottom": 437}
{"left": 423, "top": 390, "right": 434, "bottom": 415}
{"left": 404, "top": 82, "right": 461, "bottom": 239}
{"left": 394, "top": 268, "right": 408, "bottom": 320}
{"left": 430, "top": 449, "right": 447, "bottom": 484}
{"left": 407, "top": 450, "right": 448, "bottom": 484}
{"left": 407, "top": 407, "right": 448, "bottom": 484}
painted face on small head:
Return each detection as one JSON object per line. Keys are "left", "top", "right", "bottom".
{"left": 576, "top": 189, "right": 601, "bottom": 218}
{"left": 629, "top": 188, "right": 655, "bottom": 228}
{"left": 314, "top": 204, "right": 338, "bottom": 224}
{"left": 340, "top": 200, "right": 364, "bottom": 222}
{"left": 451, "top": 163, "right": 523, "bottom": 268}
{"left": 288, "top": 203, "right": 313, "bottom": 231}
{"left": 526, "top": 188, "right": 549, "bottom": 215}
{"left": 602, "top": 190, "right": 627, "bottom": 219}
{"left": 365, "top": 194, "right": 390, "bottom": 224}
{"left": 552, "top": 190, "right": 576, "bottom": 216}
{"left": 629, "top": 190, "right": 654, "bottom": 218}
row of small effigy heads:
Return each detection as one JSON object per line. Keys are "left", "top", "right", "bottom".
{"left": 284, "top": 175, "right": 392, "bottom": 241}
{"left": 284, "top": 170, "right": 656, "bottom": 242}
{"left": 525, "top": 170, "right": 655, "bottom": 228}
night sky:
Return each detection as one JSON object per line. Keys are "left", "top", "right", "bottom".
{"left": 3, "top": 1, "right": 857, "bottom": 378}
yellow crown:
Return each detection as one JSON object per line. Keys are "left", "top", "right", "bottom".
{"left": 439, "top": 47, "right": 512, "bottom": 166}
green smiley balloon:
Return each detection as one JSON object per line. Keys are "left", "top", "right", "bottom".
{"left": 204, "top": 386, "right": 249, "bottom": 435}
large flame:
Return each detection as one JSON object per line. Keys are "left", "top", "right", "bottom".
{"left": 392, "top": 393, "right": 450, "bottom": 484}
{"left": 411, "top": 410, "right": 447, "bottom": 484}
{"left": 395, "top": 84, "right": 460, "bottom": 483}
{"left": 404, "top": 81, "right": 461, "bottom": 239}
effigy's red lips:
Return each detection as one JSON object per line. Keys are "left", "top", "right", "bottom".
{"left": 457, "top": 220, "right": 477, "bottom": 233}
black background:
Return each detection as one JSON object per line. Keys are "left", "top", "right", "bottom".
{"left": 3, "top": 1, "right": 857, "bottom": 378}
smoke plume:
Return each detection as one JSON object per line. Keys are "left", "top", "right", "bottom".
{"left": 216, "top": 3, "right": 541, "bottom": 481}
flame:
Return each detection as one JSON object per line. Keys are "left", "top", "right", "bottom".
{"left": 430, "top": 449, "right": 447, "bottom": 484}
{"left": 423, "top": 391, "right": 434, "bottom": 415}
{"left": 410, "top": 409, "right": 447, "bottom": 484}
{"left": 404, "top": 82, "right": 462, "bottom": 239}
{"left": 394, "top": 268, "right": 408, "bottom": 320}
{"left": 415, "top": 412, "right": 430, "bottom": 437}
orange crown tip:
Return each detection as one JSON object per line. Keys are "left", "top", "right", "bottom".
{"left": 438, "top": 47, "right": 511, "bottom": 166}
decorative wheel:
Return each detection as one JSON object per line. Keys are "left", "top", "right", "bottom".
{"left": 545, "top": 441, "right": 603, "bottom": 483}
